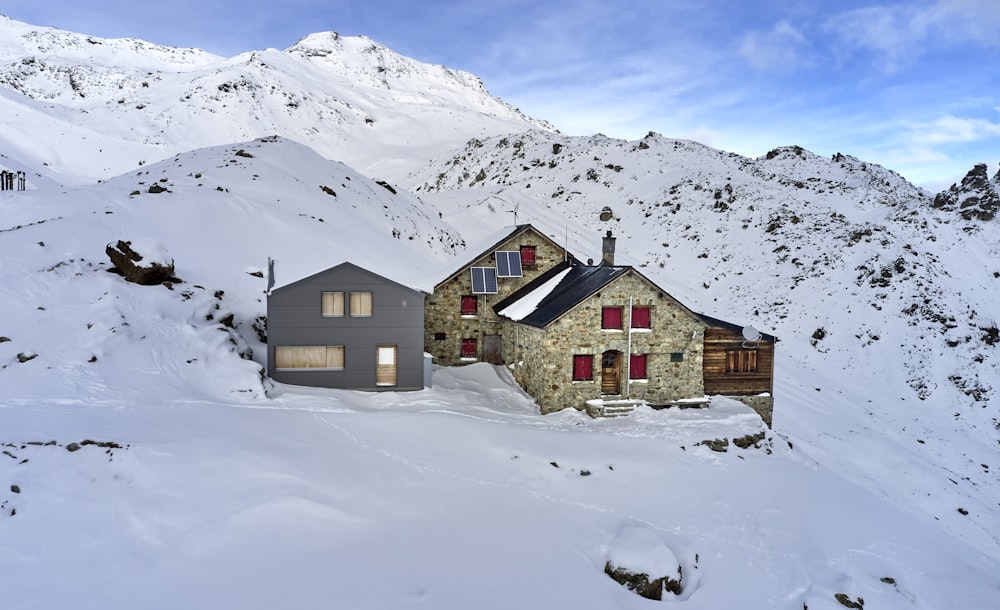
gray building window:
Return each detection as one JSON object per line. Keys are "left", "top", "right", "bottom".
{"left": 350, "top": 292, "right": 373, "bottom": 316}
{"left": 275, "top": 346, "right": 345, "bottom": 370}
{"left": 321, "top": 292, "right": 345, "bottom": 317}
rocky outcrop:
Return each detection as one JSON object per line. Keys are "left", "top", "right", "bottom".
{"left": 932, "top": 163, "right": 1000, "bottom": 221}
{"left": 105, "top": 240, "right": 176, "bottom": 285}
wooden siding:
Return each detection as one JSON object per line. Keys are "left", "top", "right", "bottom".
{"left": 702, "top": 326, "right": 774, "bottom": 396}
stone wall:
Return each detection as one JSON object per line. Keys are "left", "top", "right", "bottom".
{"left": 504, "top": 270, "right": 707, "bottom": 414}
{"left": 724, "top": 395, "right": 774, "bottom": 428}
{"left": 424, "top": 227, "right": 569, "bottom": 366}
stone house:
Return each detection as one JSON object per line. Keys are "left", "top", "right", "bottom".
{"left": 494, "top": 258, "right": 709, "bottom": 415}
{"left": 267, "top": 262, "right": 428, "bottom": 391}
{"left": 425, "top": 226, "right": 776, "bottom": 425}
{"left": 423, "top": 224, "right": 577, "bottom": 366}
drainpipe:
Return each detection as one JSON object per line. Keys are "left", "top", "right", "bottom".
{"left": 625, "top": 296, "right": 633, "bottom": 397}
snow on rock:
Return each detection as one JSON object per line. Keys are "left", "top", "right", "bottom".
{"left": 605, "top": 524, "right": 683, "bottom": 600}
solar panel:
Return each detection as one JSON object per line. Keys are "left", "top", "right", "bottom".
{"left": 495, "top": 251, "right": 523, "bottom": 278}
{"left": 471, "top": 267, "right": 498, "bottom": 294}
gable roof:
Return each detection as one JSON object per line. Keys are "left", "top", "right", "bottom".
{"left": 434, "top": 223, "right": 577, "bottom": 289}
{"left": 269, "top": 261, "right": 426, "bottom": 297}
{"left": 696, "top": 312, "right": 778, "bottom": 343}
{"left": 495, "top": 261, "right": 698, "bottom": 328}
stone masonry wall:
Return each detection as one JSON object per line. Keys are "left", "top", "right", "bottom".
{"left": 425, "top": 227, "right": 568, "bottom": 366}
{"left": 504, "top": 271, "right": 707, "bottom": 414}
{"left": 726, "top": 395, "right": 774, "bottom": 428}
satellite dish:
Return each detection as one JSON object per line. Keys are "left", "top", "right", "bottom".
{"left": 741, "top": 326, "right": 761, "bottom": 347}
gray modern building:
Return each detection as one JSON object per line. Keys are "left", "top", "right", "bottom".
{"left": 266, "top": 262, "right": 427, "bottom": 390}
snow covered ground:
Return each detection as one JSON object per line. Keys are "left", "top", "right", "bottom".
{"left": 2, "top": 363, "right": 997, "bottom": 609}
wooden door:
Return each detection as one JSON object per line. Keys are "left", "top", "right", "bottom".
{"left": 484, "top": 335, "right": 503, "bottom": 365}
{"left": 601, "top": 351, "right": 621, "bottom": 395}
{"left": 376, "top": 345, "right": 397, "bottom": 386}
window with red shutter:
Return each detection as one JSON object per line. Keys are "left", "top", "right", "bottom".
{"left": 629, "top": 354, "right": 647, "bottom": 379}
{"left": 461, "top": 295, "right": 478, "bottom": 316}
{"left": 461, "top": 338, "right": 477, "bottom": 360}
{"left": 520, "top": 245, "right": 536, "bottom": 267}
{"left": 631, "top": 306, "right": 651, "bottom": 329}
{"left": 602, "top": 306, "right": 623, "bottom": 329}
{"left": 572, "top": 354, "right": 594, "bottom": 381}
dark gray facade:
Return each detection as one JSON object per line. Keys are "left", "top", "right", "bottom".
{"left": 267, "top": 262, "right": 426, "bottom": 390}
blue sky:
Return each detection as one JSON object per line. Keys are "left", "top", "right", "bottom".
{"left": 6, "top": 0, "right": 999, "bottom": 189}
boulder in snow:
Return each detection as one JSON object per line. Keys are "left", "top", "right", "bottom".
{"left": 604, "top": 525, "right": 682, "bottom": 600}
{"left": 105, "top": 240, "right": 176, "bottom": 285}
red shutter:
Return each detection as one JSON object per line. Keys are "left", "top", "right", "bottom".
{"left": 602, "top": 307, "right": 623, "bottom": 329}
{"left": 461, "top": 338, "right": 477, "bottom": 359}
{"left": 461, "top": 295, "right": 477, "bottom": 315}
{"left": 573, "top": 355, "right": 593, "bottom": 381}
{"left": 520, "top": 246, "right": 536, "bottom": 266}
{"left": 631, "top": 306, "right": 650, "bottom": 329}
{"left": 629, "top": 354, "right": 647, "bottom": 379}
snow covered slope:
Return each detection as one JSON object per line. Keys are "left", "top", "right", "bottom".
{"left": 0, "top": 15, "right": 551, "bottom": 184}
{"left": 411, "top": 131, "right": 1000, "bottom": 556}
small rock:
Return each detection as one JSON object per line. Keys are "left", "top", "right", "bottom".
{"left": 66, "top": 442, "right": 81, "bottom": 452}
{"left": 10, "top": 484, "right": 20, "bottom": 494}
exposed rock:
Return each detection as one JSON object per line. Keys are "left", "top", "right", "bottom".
{"left": 147, "top": 183, "right": 169, "bottom": 194}
{"left": 699, "top": 438, "right": 729, "bottom": 452}
{"left": 604, "top": 525, "right": 683, "bottom": 601}
{"left": 65, "top": 442, "right": 80, "bottom": 452}
{"left": 16, "top": 352, "right": 36, "bottom": 363}
{"left": 733, "top": 431, "right": 766, "bottom": 449}
{"left": 834, "top": 593, "right": 864, "bottom": 609}
{"left": 10, "top": 484, "right": 20, "bottom": 494}
{"left": 605, "top": 562, "right": 681, "bottom": 601}
{"left": 105, "top": 240, "right": 176, "bottom": 285}
{"left": 932, "top": 163, "right": 1000, "bottom": 221}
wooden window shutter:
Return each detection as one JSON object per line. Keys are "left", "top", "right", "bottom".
{"left": 602, "top": 307, "right": 623, "bottom": 329}
{"left": 326, "top": 346, "right": 344, "bottom": 369}
{"left": 350, "top": 291, "right": 372, "bottom": 316}
{"left": 630, "top": 306, "right": 650, "bottom": 329}
{"left": 461, "top": 295, "right": 478, "bottom": 316}
{"left": 321, "top": 292, "right": 344, "bottom": 316}
{"left": 520, "top": 245, "right": 536, "bottom": 266}
{"left": 629, "top": 354, "right": 647, "bottom": 379}
{"left": 573, "top": 354, "right": 593, "bottom": 381}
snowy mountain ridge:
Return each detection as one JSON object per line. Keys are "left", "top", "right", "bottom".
{"left": 0, "top": 15, "right": 551, "bottom": 184}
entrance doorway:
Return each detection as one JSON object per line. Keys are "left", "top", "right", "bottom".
{"left": 601, "top": 350, "right": 622, "bottom": 395}
{"left": 376, "top": 345, "right": 397, "bottom": 386}
{"left": 484, "top": 335, "right": 503, "bottom": 365}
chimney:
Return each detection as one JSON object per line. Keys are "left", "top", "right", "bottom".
{"left": 601, "top": 230, "right": 616, "bottom": 266}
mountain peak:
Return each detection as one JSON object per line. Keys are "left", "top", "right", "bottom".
{"left": 931, "top": 162, "right": 1000, "bottom": 221}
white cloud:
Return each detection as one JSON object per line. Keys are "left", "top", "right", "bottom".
{"left": 824, "top": 1, "right": 1000, "bottom": 73}
{"left": 912, "top": 114, "right": 1000, "bottom": 145}
{"left": 738, "top": 19, "right": 809, "bottom": 71}
{"left": 823, "top": 6, "right": 928, "bottom": 73}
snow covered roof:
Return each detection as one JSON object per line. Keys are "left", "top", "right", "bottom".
{"left": 495, "top": 262, "right": 632, "bottom": 327}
